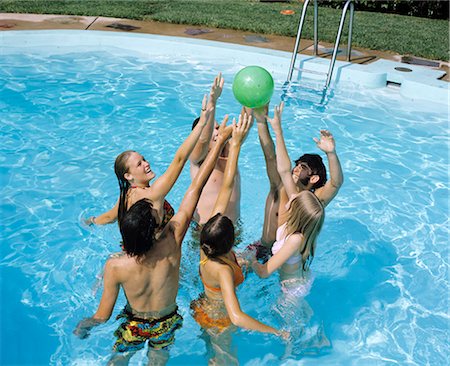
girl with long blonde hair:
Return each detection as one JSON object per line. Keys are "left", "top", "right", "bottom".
{"left": 252, "top": 103, "right": 325, "bottom": 295}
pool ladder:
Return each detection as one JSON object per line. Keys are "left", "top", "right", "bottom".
{"left": 287, "top": 0, "right": 355, "bottom": 92}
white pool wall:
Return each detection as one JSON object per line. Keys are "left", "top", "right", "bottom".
{"left": 1, "top": 30, "right": 448, "bottom": 104}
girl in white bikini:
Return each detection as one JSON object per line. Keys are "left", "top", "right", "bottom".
{"left": 252, "top": 102, "right": 325, "bottom": 297}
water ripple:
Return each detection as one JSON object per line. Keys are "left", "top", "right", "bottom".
{"left": 1, "top": 47, "right": 448, "bottom": 365}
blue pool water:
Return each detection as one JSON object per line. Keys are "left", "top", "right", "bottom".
{"left": 1, "top": 31, "right": 449, "bottom": 365}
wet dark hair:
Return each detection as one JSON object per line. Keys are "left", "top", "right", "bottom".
{"left": 200, "top": 213, "right": 235, "bottom": 258}
{"left": 119, "top": 199, "right": 157, "bottom": 259}
{"left": 295, "top": 154, "right": 327, "bottom": 189}
{"left": 192, "top": 117, "right": 200, "bottom": 130}
{"left": 114, "top": 150, "right": 135, "bottom": 228}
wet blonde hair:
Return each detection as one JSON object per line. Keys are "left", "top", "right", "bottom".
{"left": 284, "top": 191, "right": 325, "bottom": 270}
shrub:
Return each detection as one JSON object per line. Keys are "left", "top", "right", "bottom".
{"left": 318, "top": 0, "right": 449, "bottom": 20}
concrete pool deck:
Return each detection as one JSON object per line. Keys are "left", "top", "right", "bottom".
{"left": 1, "top": 12, "right": 448, "bottom": 85}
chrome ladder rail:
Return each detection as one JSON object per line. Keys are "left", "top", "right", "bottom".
{"left": 287, "top": 0, "right": 318, "bottom": 82}
{"left": 325, "top": 0, "right": 354, "bottom": 90}
{"left": 286, "top": 0, "right": 355, "bottom": 92}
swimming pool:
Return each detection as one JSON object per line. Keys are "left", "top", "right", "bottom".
{"left": 1, "top": 30, "right": 448, "bottom": 365}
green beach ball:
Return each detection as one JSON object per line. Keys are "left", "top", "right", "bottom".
{"left": 232, "top": 66, "right": 274, "bottom": 108}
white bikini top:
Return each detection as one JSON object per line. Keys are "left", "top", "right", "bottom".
{"left": 271, "top": 223, "right": 302, "bottom": 265}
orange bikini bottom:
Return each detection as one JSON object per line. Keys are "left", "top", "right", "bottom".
{"left": 190, "top": 297, "right": 231, "bottom": 331}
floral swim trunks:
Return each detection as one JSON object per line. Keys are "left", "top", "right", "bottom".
{"left": 113, "top": 305, "right": 183, "bottom": 352}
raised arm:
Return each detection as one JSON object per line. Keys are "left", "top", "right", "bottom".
{"left": 267, "top": 102, "right": 298, "bottom": 198}
{"left": 211, "top": 113, "right": 251, "bottom": 216}
{"left": 219, "top": 267, "right": 285, "bottom": 337}
{"left": 172, "top": 117, "right": 233, "bottom": 244}
{"left": 73, "top": 259, "right": 120, "bottom": 339}
{"left": 254, "top": 105, "right": 282, "bottom": 190}
{"left": 313, "top": 130, "right": 343, "bottom": 206}
{"left": 190, "top": 73, "right": 224, "bottom": 164}
{"left": 150, "top": 95, "right": 214, "bottom": 199}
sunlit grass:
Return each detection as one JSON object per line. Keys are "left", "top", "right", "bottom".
{"left": 1, "top": 0, "right": 448, "bottom": 60}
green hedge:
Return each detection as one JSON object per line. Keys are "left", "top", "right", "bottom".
{"left": 318, "top": 0, "right": 449, "bottom": 20}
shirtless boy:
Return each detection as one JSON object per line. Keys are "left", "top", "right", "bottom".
{"left": 74, "top": 119, "right": 233, "bottom": 366}
{"left": 253, "top": 103, "right": 344, "bottom": 249}
{"left": 190, "top": 73, "right": 241, "bottom": 224}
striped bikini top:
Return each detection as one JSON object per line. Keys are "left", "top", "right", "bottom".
{"left": 129, "top": 186, "right": 174, "bottom": 229}
{"left": 159, "top": 199, "right": 175, "bottom": 228}
{"left": 199, "top": 251, "right": 244, "bottom": 293}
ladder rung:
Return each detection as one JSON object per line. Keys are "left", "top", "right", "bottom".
{"left": 287, "top": 0, "right": 354, "bottom": 91}
{"left": 293, "top": 67, "right": 328, "bottom": 76}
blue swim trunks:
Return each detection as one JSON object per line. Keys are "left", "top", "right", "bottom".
{"left": 113, "top": 305, "right": 183, "bottom": 352}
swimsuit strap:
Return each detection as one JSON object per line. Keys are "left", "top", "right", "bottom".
{"left": 215, "top": 253, "right": 239, "bottom": 270}
{"left": 199, "top": 251, "right": 244, "bottom": 292}
{"left": 199, "top": 256, "right": 220, "bottom": 292}
{"left": 219, "top": 252, "right": 244, "bottom": 287}
{"left": 199, "top": 263, "right": 221, "bottom": 293}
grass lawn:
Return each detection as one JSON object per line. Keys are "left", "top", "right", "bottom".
{"left": 0, "top": 0, "right": 448, "bottom": 61}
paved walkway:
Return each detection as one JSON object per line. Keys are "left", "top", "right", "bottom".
{"left": 1, "top": 13, "right": 448, "bottom": 81}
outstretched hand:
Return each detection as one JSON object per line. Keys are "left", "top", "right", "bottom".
{"left": 84, "top": 216, "right": 96, "bottom": 226}
{"left": 231, "top": 113, "right": 252, "bottom": 146}
{"left": 200, "top": 94, "right": 214, "bottom": 125}
{"left": 253, "top": 104, "right": 269, "bottom": 124}
{"left": 216, "top": 115, "right": 233, "bottom": 144}
{"left": 267, "top": 101, "right": 284, "bottom": 133}
{"left": 278, "top": 330, "right": 291, "bottom": 341}
{"left": 210, "top": 72, "right": 224, "bottom": 104}
{"left": 313, "top": 129, "right": 336, "bottom": 153}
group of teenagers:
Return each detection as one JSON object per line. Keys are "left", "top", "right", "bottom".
{"left": 74, "top": 73, "right": 343, "bottom": 365}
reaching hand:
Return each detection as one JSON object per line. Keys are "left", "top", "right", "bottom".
{"left": 73, "top": 318, "right": 94, "bottom": 339}
{"left": 73, "top": 317, "right": 104, "bottom": 339}
{"left": 251, "top": 260, "right": 264, "bottom": 277}
{"left": 216, "top": 115, "right": 233, "bottom": 144}
{"left": 84, "top": 216, "right": 96, "bottom": 226}
{"left": 313, "top": 130, "right": 336, "bottom": 153}
{"left": 253, "top": 104, "right": 269, "bottom": 124}
{"left": 267, "top": 101, "right": 284, "bottom": 134}
{"left": 278, "top": 330, "right": 291, "bottom": 341}
{"left": 200, "top": 94, "right": 214, "bottom": 125}
{"left": 231, "top": 113, "right": 252, "bottom": 146}
{"left": 209, "top": 72, "right": 224, "bottom": 104}
{"left": 242, "top": 106, "right": 253, "bottom": 118}
{"left": 73, "top": 326, "right": 90, "bottom": 339}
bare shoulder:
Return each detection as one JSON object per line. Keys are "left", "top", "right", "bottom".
{"left": 105, "top": 253, "right": 132, "bottom": 270}
{"left": 287, "top": 232, "right": 303, "bottom": 243}
{"left": 161, "top": 220, "right": 178, "bottom": 235}
{"left": 157, "top": 221, "right": 179, "bottom": 247}
{"left": 215, "top": 260, "right": 234, "bottom": 278}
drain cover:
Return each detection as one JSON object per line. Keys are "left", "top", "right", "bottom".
{"left": 394, "top": 67, "right": 413, "bottom": 72}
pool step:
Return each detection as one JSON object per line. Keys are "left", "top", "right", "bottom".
{"left": 293, "top": 67, "right": 328, "bottom": 76}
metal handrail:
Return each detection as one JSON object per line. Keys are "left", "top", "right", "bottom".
{"left": 325, "top": 0, "right": 354, "bottom": 89}
{"left": 287, "top": 0, "right": 318, "bottom": 82}
{"left": 286, "top": 0, "right": 355, "bottom": 92}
